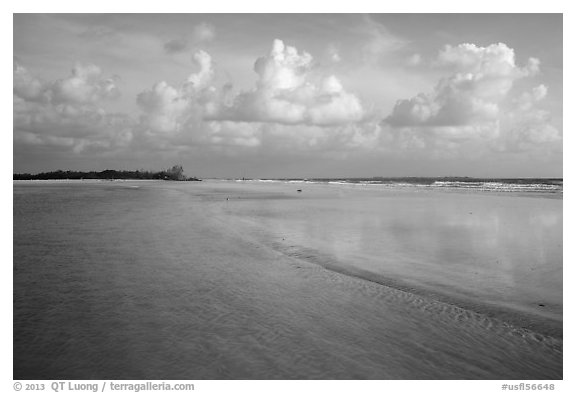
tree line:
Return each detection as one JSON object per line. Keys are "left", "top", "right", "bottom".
{"left": 13, "top": 165, "right": 201, "bottom": 181}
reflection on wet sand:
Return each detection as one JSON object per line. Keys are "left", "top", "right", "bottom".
{"left": 221, "top": 183, "right": 562, "bottom": 333}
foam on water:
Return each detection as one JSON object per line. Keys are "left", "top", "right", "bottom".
{"left": 239, "top": 178, "right": 563, "bottom": 194}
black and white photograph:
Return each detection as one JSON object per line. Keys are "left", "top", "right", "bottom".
{"left": 10, "top": 4, "right": 568, "bottom": 387}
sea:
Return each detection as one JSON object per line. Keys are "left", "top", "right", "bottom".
{"left": 13, "top": 178, "right": 563, "bottom": 379}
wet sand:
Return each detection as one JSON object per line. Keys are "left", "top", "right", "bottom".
{"left": 13, "top": 180, "right": 562, "bottom": 379}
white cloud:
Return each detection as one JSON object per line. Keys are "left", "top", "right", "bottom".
{"left": 14, "top": 61, "right": 44, "bottom": 101}
{"left": 501, "top": 84, "right": 561, "bottom": 150}
{"left": 387, "top": 43, "right": 533, "bottom": 128}
{"left": 214, "top": 39, "right": 366, "bottom": 126}
{"left": 13, "top": 60, "right": 131, "bottom": 154}
{"left": 136, "top": 50, "right": 216, "bottom": 135}
{"left": 16, "top": 38, "right": 558, "bottom": 164}
{"left": 14, "top": 61, "right": 120, "bottom": 105}
{"left": 255, "top": 39, "right": 313, "bottom": 90}
{"left": 227, "top": 121, "right": 383, "bottom": 155}
{"left": 137, "top": 81, "right": 195, "bottom": 134}
{"left": 515, "top": 84, "right": 548, "bottom": 111}
{"left": 206, "top": 121, "right": 261, "bottom": 148}
{"left": 135, "top": 45, "right": 381, "bottom": 154}
{"left": 382, "top": 43, "right": 561, "bottom": 156}
{"left": 50, "top": 63, "right": 120, "bottom": 104}
{"left": 187, "top": 50, "right": 214, "bottom": 90}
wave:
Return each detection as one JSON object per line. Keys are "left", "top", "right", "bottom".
{"left": 430, "top": 181, "right": 561, "bottom": 192}
{"left": 232, "top": 177, "right": 562, "bottom": 194}
{"left": 255, "top": 178, "right": 563, "bottom": 193}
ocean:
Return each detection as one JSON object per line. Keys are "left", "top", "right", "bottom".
{"left": 13, "top": 179, "right": 562, "bottom": 379}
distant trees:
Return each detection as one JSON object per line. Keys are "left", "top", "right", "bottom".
{"left": 13, "top": 165, "right": 201, "bottom": 181}
{"left": 163, "top": 165, "right": 186, "bottom": 181}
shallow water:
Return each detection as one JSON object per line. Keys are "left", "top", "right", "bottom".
{"left": 13, "top": 180, "right": 562, "bottom": 379}
{"left": 219, "top": 182, "right": 563, "bottom": 334}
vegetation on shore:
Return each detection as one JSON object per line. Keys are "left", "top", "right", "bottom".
{"left": 13, "top": 165, "right": 201, "bottom": 181}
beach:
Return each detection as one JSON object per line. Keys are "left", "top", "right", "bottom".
{"left": 13, "top": 180, "right": 563, "bottom": 379}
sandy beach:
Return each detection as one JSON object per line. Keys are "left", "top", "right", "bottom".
{"left": 13, "top": 180, "right": 562, "bottom": 379}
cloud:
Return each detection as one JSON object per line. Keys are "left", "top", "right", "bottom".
{"left": 406, "top": 53, "right": 422, "bottom": 67}
{"left": 14, "top": 105, "right": 133, "bottom": 154}
{"left": 326, "top": 44, "right": 341, "bottom": 63}
{"left": 14, "top": 61, "right": 120, "bottom": 105}
{"left": 136, "top": 81, "right": 196, "bottom": 134}
{"left": 164, "top": 38, "right": 188, "bottom": 54}
{"left": 17, "top": 38, "right": 557, "bottom": 165}
{"left": 14, "top": 60, "right": 121, "bottom": 106}
{"left": 213, "top": 39, "right": 366, "bottom": 126}
{"left": 136, "top": 50, "right": 216, "bottom": 135}
{"left": 515, "top": 84, "right": 548, "bottom": 111}
{"left": 134, "top": 40, "right": 384, "bottom": 154}
{"left": 360, "top": 15, "right": 408, "bottom": 62}
{"left": 201, "top": 120, "right": 383, "bottom": 156}
{"left": 387, "top": 43, "right": 535, "bottom": 128}
{"left": 13, "top": 60, "right": 131, "bottom": 154}
{"left": 164, "top": 22, "right": 216, "bottom": 54}
{"left": 387, "top": 44, "right": 535, "bottom": 126}
{"left": 50, "top": 63, "right": 121, "bottom": 104}
{"left": 134, "top": 43, "right": 381, "bottom": 154}
{"left": 187, "top": 50, "right": 214, "bottom": 89}
{"left": 381, "top": 43, "right": 561, "bottom": 156}
{"left": 205, "top": 121, "right": 262, "bottom": 148}
{"left": 193, "top": 22, "right": 215, "bottom": 43}
{"left": 14, "top": 60, "right": 44, "bottom": 101}
{"left": 501, "top": 84, "right": 561, "bottom": 150}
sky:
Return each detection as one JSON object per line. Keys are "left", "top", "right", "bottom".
{"left": 13, "top": 13, "right": 563, "bottom": 178}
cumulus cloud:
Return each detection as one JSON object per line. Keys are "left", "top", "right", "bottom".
{"left": 136, "top": 50, "right": 218, "bottom": 135}
{"left": 387, "top": 43, "right": 534, "bottom": 128}
{"left": 14, "top": 61, "right": 120, "bottom": 105}
{"left": 14, "top": 103, "right": 133, "bottom": 154}
{"left": 137, "top": 81, "right": 195, "bottom": 134}
{"left": 134, "top": 43, "right": 381, "bottom": 154}
{"left": 501, "top": 84, "right": 561, "bottom": 150}
{"left": 15, "top": 38, "right": 560, "bottom": 164}
{"left": 14, "top": 61, "right": 44, "bottom": 101}
{"left": 213, "top": 39, "right": 365, "bottom": 126}
{"left": 13, "top": 60, "right": 131, "bottom": 154}
{"left": 382, "top": 43, "right": 560, "bottom": 155}
{"left": 187, "top": 50, "right": 214, "bottom": 89}
{"left": 50, "top": 63, "right": 121, "bottom": 104}
{"left": 515, "top": 84, "right": 548, "bottom": 111}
